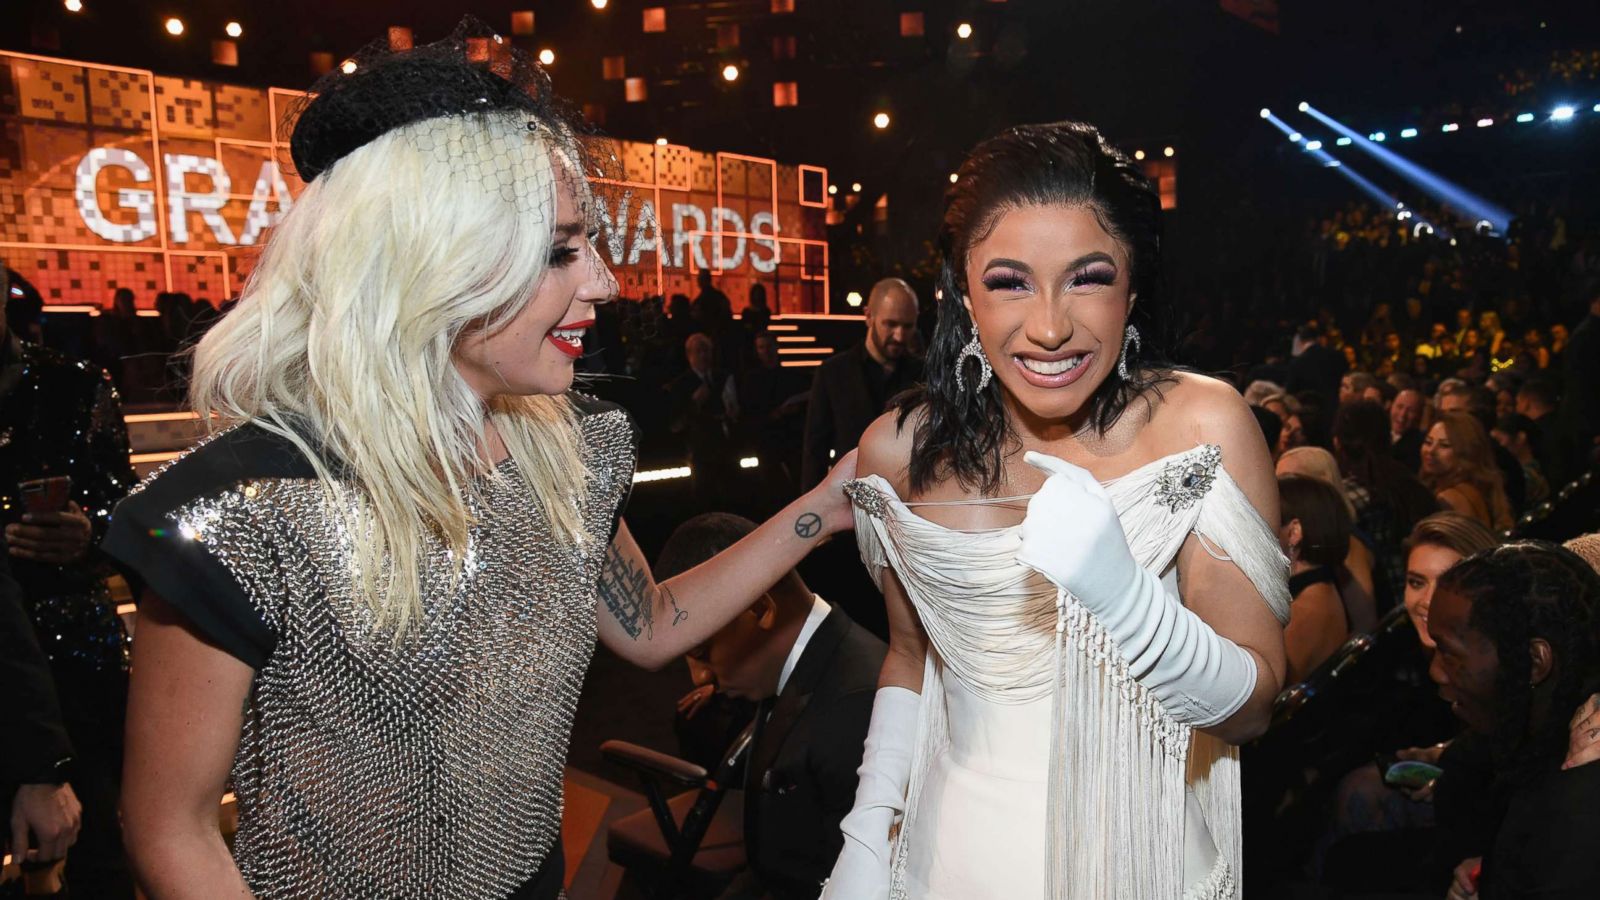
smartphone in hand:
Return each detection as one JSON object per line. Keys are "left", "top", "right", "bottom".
{"left": 19, "top": 476, "right": 72, "bottom": 515}
{"left": 1375, "top": 753, "right": 1443, "bottom": 790}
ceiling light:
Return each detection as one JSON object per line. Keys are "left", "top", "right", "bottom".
{"left": 164, "top": 17, "right": 185, "bottom": 36}
{"left": 539, "top": 48, "right": 555, "bottom": 65}
{"left": 225, "top": 21, "right": 242, "bottom": 38}
{"left": 873, "top": 112, "right": 890, "bottom": 129}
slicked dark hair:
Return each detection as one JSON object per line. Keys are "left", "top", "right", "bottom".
{"left": 898, "top": 121, "right": 1173, "bottom": 495}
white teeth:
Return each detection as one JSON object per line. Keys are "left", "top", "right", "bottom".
{"left": 551, "top": 328, "right": 586, "bottom": 342}
{"left": 1020, "top": 355, "right": 1085, "bottom": 376}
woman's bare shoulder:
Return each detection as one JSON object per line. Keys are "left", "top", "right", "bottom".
{"left": 858, "top": 407, "right": 922, "bottom": 490}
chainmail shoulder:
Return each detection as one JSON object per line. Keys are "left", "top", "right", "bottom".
{"left": 149, "top": 407, "right": 634, "bottom": 898}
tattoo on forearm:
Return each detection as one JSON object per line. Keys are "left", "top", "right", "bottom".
{"left": 598, "top": 545, "right": 653, "bottom": 640}
{"left": 665, "top": 586, "right": 689, "bottom": 627}
{"left": 794, "top": 512, "right": 822, "bottom": 539}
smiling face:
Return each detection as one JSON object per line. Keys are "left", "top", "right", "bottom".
{"left": 453, "top": 169, "right": 616, "bottom": 399}
{"left": 1426, "top": 585, "right": 1500, "bottom": 732}
{"left": 1391, "top": 388, "right": 1422, "bottom": 434}
{"left": 1420, "top": 421, "right": 1458, "bottom": 479}
{"left": 962, "top": 203, "right": 1133, "bottom": 427}
{"left": 1404, "top": 542, "right": 1464, "bottom": 649}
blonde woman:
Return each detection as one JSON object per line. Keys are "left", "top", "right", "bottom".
{"left": 1275, "top": 446, "right": 1378, "bottom": 634}
{"left": 105, "top": 26, "right": 855, "bottom": 900}
{"left": 1419, "top": 412, "right": 1513, "bottom": 530}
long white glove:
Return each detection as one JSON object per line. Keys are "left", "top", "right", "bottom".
{"left": 821, "top": 685, "right": 919, "bottom": 900}
{"left": 1015, "top": 451, "right": 1258, "bottom": 728}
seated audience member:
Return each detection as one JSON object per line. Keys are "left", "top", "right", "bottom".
{"left": 1490, "top": 413, "right": 1550, "bottom": 506}
{"left": 1276, "top": 475, "right": 1353, "bottom": 682}
{"left": 1513, "top": 377, "right": 1566, "bottom": 487}
{"left": 1390, "top": 387, "right": 1426, "bottom": 470}
{"left": 1430, "top": 542, "right": 1600, "bottom": 900}
{"left": 669, "top": 333, "right": 736, "bottom": 508}
{"left": 1335, "top": 401, "right": 1442, "bottom": 608}
{"left": 1420, "top": 413, "right": 1514, "bottom": 532}
{"left": 1436, "top": 382, "right": 1526, "bottom": 515}
{"left": 1339, "top": 370, "right": 1378, "bottom": 407}
{"left": 1243, "top": 379, "right": 1286, "bottom": 408}
{"left": 1277, "top": 447, "right": 1377, "bottom": 634}
{"left": 656, "top": 513, "right": 887, "bottom": 900}
{"left": 1251, "top": 405, "right": 1283, "bottom": 462}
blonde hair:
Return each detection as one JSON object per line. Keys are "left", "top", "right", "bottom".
{"left": 192, "top": 112, "right": 591, "bottom": 636}
{"left": 1277, "top": 445, "right": 1357, "bottom": 519}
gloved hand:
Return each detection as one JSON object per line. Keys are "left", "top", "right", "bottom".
{"left": 821, "top": 686, "right": 919, "bottom": 899}
{"left": 1015, "top": 451, "right": 1258, "bottom": 727}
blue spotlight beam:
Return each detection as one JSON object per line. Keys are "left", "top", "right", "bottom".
{"left": 1259, "top": 110, "right": 1407, "bottom": 214}
{"left": 1299, "top": 103, "right": 1512, "bottom": 233}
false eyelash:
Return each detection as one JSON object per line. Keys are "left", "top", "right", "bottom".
{"left": 981, "top": 275, "right": 1030, "bottom": 292}
{"left": 549, "top": 247, "right": 582, "bottom": 266}
{"left": 1067, "top": 267, "right": 1117, "bottom": 289}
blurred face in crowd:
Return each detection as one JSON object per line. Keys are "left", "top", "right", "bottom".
{"left": 1436, "top": 391, "right": 1470, "bottom": 417}
{"left": 1495, "top": 389, "right": 1515, "bottom": 420}
{"left": 1279, "top": 414, "right": 1305, "bottom": 455}
{"left": 1419, "top": 421, "right": 1459, "bottom": 479}
{"left": 1456, "top": 309, "right": 1472, "bottom": 330}
{"left": 1404, "top": 542, "right": 1464, "bottom": 650}
{"left": 1462, "top": 329, "right": 1481, "bottom": 352}
{"left": 1551, "top": 324, "right": 1569, "bottom": 345}
{"left": 1263, "top": 397, "right": 1290, "bottom": 422}
{"left": 1430, "top": 323, "right": 1447, "bottom": 342}
{"left": 865, "top": 283, "right": 919, "bottom": 363}
{"left": 1384, "top": 333, "right": 1402, "bottom": 355}
{"left": 1391, "top": 389, "right": 1423, "bottom": 435}
{"left": 684, "top": 595, "right": 787, "bottom": 701}
{"left": 1342, "top": 346, "right": 1358, "bottom": 368}
{"left": 1339, "top": 375, "right": 1362, "bottom": 407}
{"left": 1426, "top": 587, "right": 1500, "bottom": 733}
{"left": 686, "top": 335, "right": 714, "bottom": 374}
{"left": 1491, "top": 426, "right": 1530, "bottom": 463}
{"left": 754, "top": 332, "right": 780, "bottom": 368}
{"left": 963, "top": 204, "right": 1134, "bottom": 426}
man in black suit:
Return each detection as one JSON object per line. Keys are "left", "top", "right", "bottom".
{"left": 669, "top": 333, "right": 735, "bottom": 508}
{"left": 658, "top": 514, "right": 887, "bottom": 900}
{"left": 800, "top": 279, "right": 922, "bottom": 491}
{"left": 1, "top": 538, "right": 82, "bottom": 884}
{"left": 1390, "top": 387, "right": 1425, "bottom": 471}
{"left": 1285, "top": 322, "right": 1347, "bottom": 409}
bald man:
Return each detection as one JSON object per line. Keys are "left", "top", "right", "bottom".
{"left": 801, "top": 279, "right": 923, "bottom": 490}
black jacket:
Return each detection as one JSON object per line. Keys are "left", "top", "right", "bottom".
{"left": 0, "top": 542, "right": 74, "bottom": 788}
{"left": 743, "top": 606, "right": 887, "bottom": 900}
{"left": 1481, "top": 760, "right": 1600, "bottom": 899}
{"left": 801, "top": 343, "right": 922, "bottom": 490}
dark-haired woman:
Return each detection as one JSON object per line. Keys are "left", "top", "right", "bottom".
{"left": 824, "top": 122, "right": 1288, "bottom": 900}
{"left": 1276, "top": 475, "right": 1352, "bottom": 682}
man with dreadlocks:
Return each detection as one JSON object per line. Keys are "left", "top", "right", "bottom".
{"left": 106, "top": 19, "right": 857, "bottom": 900}
{"left": 1427, "top": 541, "right": 1600, "bottom": 900}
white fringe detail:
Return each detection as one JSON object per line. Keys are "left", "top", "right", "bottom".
{"left": 847, "top": 444, "right": 1285, "bottom": 899}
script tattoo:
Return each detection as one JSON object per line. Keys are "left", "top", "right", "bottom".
{"left": 665, "top": 585, "right": 689, "bottom": 627}
{"left": 598, "top": 544, "right": 653, "bottom": 640}
{"left": 794, "top": 512, "right": 823, "bottom": 539}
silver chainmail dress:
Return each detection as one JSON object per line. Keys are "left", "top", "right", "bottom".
{"left": 103, "top": 398, "right": 636, "bottom": 899}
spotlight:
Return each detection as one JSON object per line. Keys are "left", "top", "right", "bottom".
{"left": 1297, "top": 101, "right": 1309, "bottom": 112}
{"left": 1450, "top": 238, "right": 1458, "bottom": 246}
{"left": 1163, "top": 146, "right": 1174, "bottom": 157}
{"left": 845, "top": 291, "right": 864, "bottom": 307}
{"left": 225, "top": 21, "right": 243, "bottom": 38}
{"left": 64, "top": 0, "right": 83, "bottom": 11}
{"left": 1516, "top": 112, "right": 1536, "bottom": 123}
{"left": 1325, "top": 160, "right": 1342, "bottom": 168}
{"left": 1551, "top": 105, "right": 1576, "bottom": 121}
{"left": 873, "top": 112, "right": 890, "bottom": 129}
{"left": 1370, "top": 132, "right": 1386, "bottom": 142}
{"left": 1288, "top": 131, "right": 1302, "bottom": 142}
{"left": 1259, "top": 108, "right": 1271, "bottom": 119}
{"left": 592, "top": 0, "right": 609, "bottom": 8}
{"left": 539, "top": 48, "right": 555, "bottom": 65}
{"left": 1336, "top": 136, "right": 1353, "bottom": 146}
{"left": 851, "top": 182, "right": 862, "bottom": 192}
{"left": 1441, "top": 123, "right": 1459, "bottom": 132}
{"left": 164, "top": 16, "right": 185, "bottom": 36}
{"left": 1475, "top": 219, "right": 1493, "bottom": 234}
{"left": 827, "top": 184, "right": 838, "bottom": 195}
{"left": 1400, "top": 127, "right": 1418, "bottom": 138}
{"left": 1134, "top": 150, "right": 1146, "bottom": 160}
{"left": 341, "top": 59, "right": 357, "bottom": 74}
{"left": 1476, "top": 118, "right": 1494, "bottom": 128}
{"left": 722, "top": 64, "right": 740, "bottom": 82}
{"left": 949, "top": 173, "right": 958, "bottom": 183}
{"left": 956, "top": 22, "right": 973, "bottom": 39}
{"left": 655, "top": 137, "right": 668, "bottom": 146}
{"left": 1594, "top": 104, "right": 1600, "bottom": 113}
{"left": 1304, "top": 140, "right": 1323, "bottom": 151}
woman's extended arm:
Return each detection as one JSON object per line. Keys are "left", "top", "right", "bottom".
{"left": 122, "top": 594, "right": 255, "bottom": 899}
{"left": 597, "top": 450, "right": 857, "bottom": 670}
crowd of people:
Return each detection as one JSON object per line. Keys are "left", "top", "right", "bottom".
{"left": 3, "top": 21, "right": 1599, "bottom": 900}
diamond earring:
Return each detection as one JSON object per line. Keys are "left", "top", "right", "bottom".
{"left": 955, "top": 325, "right": 992, "bottom": 394}
{"left": 1117, "top": 324, "right": 1142, "bottom": 380}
